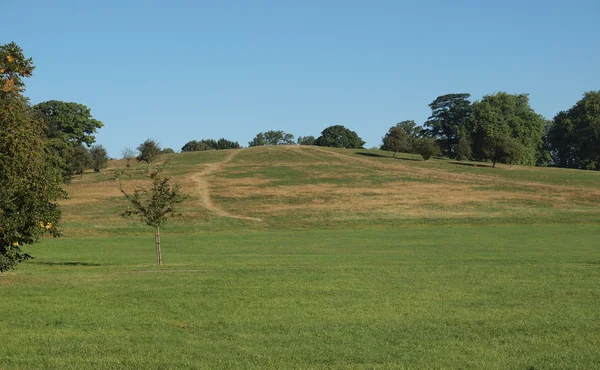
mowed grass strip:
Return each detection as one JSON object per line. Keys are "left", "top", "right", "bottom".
{"left": 1, "top": 225, "right": 599, "bottom": 369}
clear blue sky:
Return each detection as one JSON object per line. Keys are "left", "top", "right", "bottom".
{"left": 3, "top": 0, "right": 599, "bottom": 156}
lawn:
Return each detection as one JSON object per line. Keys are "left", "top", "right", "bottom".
{"left": 1, "top": 225, "right": 599, "bottom": 369}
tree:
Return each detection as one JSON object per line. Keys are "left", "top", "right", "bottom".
{"left": 90, "top": 144, "right": 109, "bottom": 172}
{"left": 381, "top": 126, "right": 410, "bottom": 156}
{"left": 249, "top": 133, "right": 265, "bottom": 147}
{"left": 34, "top": 100, "right": 104, "bottom": 146}
{"left": 297, "top": 136, "right": 316, "bottom": 145}
{"left": 33, "top": 100, "right": 103, "bottom": 181}
{"left": 160, "top": 148, "right": 175, "bottom": 154}
{"left": 68, "top": 144, "right": 92, "bottom": 179}
{"left": 182, "top": 138, "right": 240, "bottom": 152}
{"left": 470, "top": 92, "right": 546, "bottom": 166}
{"left": 482, "top": 134, "right": 525, "bottom": 168}
{"left": 120, "top": 169, "right": 186, "bottom": 266}
{"left": 1, "top": 42, "right": 64, "bottom": 272}
{"left": 547, "top": 91, "right": 600, "bottom": 170}
{"left": 249, "top": 130, "right": 294, "bottom": 146}
{"left": 455, "top": 129, "right": 473, "bottom": 161}
{"left": 315, "top": 125, "right": 365, "bottom": 148}
{"left": 414, "top": 138, "right": 441, "bottom": 161}
{"left": 395, "top": 120, "right": 422, "bottom": 147}
{"left": 137, "top": 139, "right": 161, "bottom": 169}
{"left": 424, "top": 94, "right": 472, "bottom": 157}
{"left": 121, "top": 148, "right": 136, "bottom": 168}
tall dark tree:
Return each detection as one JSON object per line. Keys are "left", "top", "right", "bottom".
{"left": 547, "top": 91, "right": 600, "bottom": 170}
{"left": 137, "top": 139, "right": 161, "bottom": 169}
{"left": 424, "top": 94, "right": 472, "bottom": 157}
{"left": 1, "top": 42, "right": 64, "bottom": 272}
{"left": 470, "top": 92, "right": 546, "bottom": 166}
{"left": 315, "top": 125, "right": 365, "bottom": 149}
{"left": 90, "top": 144, "right": 109, "bottom": 172}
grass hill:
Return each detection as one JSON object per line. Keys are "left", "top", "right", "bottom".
{"left": 1, "top": 146, "right": 600, "bottom": 369}
{"left": 63, "top": 145, "right": 600, "bottom": 235}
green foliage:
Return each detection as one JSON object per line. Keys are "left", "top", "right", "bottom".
{"left": 381, "top": 126, "right": 410, "bottom": 156}
{"left": 160, "top": 148, "right": 175, "bottom": 154}
{"left": 0, "top": 42, "right": 64, "bottom": 272}
{"left": 120, "top": 170, "right": 187, "bottom": 229}
{"left": 414, "top": 138, "right": 441, "bottom": 160}
{"left": 424, "top": 94, "right": 472, "bottom": 157}
{"left": 181, "top": 138, "right": 240, "bottom": 152}
{"left": 455, "top": 129, "right": 473, "bottom": 161}
{"left": 67, "top": 144, "right": 92, "bottom": 179}
{"left": 547, "top": 91, "right": 600, "bottom": 170}
{"left": 90, "top": 144, "right": 108, "bottom": 172}
{"left": 297, "top": 136, "right": 316, "bottom": 145}
{"left": 482, "top": 134, "right": 525, "bottom": 168}
{"left": 470, "top": 92, "right": 546, "bottom": 166}
{"left": 34, "top": 100, "right": 104, "bottom": 146}
{"left": 33, "top": 100, "right": 103, "bottom": 181}
{"left": 249, "top": 130, "right": 294, "bottom": 146}
{"left": 315, "top": 125, "right": 365, "bottom": 148}
{"left": 136, "top": 138, "right": 161, "bottom": 167}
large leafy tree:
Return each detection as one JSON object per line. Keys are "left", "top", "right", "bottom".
{"left": 34, "top": 100, "right": 103, "bottom": 146}
{"left": 424, "top": 94, "right": 472, "bottom": 157}
{"left": 33, "top": 100, "right": 103, "bottom": 181}
{"left": 547, "top": 91, "right": 600, "bottom": 170}
{"left": 470, "top": 92, "right": 546, "bottom": 166}
{"left": 0, "top": 42, "right": 64, "bottom": 272}
{"left": 315, "top": 125, "right": 365, "bottom": 149}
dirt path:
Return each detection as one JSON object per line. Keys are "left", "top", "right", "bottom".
{"left": 190, "top": 150, "right": 262, "bottom": 222}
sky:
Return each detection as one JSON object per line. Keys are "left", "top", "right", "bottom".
{"left": 2, "top": 0, "right": 599, "bottom": 157}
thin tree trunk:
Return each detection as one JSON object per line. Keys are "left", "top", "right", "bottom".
{"left": 155, "top": 226, "right": 162, "bottom": 266}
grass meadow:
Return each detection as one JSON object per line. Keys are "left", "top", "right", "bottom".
{"left": 1, "top": 146, "right": 599, "bottom": 369}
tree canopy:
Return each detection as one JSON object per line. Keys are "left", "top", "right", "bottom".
{"left": 424, "top": 94, "right": 471, "bottom": 157}
{"left": 547, "top": 91, "right": 600, "bottom": 170}
{"left": 34, "top": 100, "right": 104, "bottom": 146}
{"left": 137, "top": 139, "right": 161, "bottom": 168}
{"left": 1, "top": 42, "right": 64, "bottom": 272}
{"left": 470, "top": 92, "right": 546, "bottom": 166}
{"left": 315, "top": 125, "right": 365, "bottom": 149}
{"left": 249, "top": 130, "right": 294, "bottom": 146}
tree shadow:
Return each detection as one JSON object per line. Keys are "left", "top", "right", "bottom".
{"left": 449, "top": 161, "right": 493, "bottom": 168}
{"left": 355, "top": 152, "right": 421, "bottom": 161}
{"left": 30, "top": 261, "right": 102, "bottom": 267}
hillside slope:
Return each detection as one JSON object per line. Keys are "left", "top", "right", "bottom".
{"left": 60, "top": 146, "right": 600, "bottom": 236}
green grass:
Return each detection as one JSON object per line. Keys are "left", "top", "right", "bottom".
{"left": 1, "top": 225, "right": 599, "bottom": 369}
{"left": 3, "top": 146, "right": 600, "bottom": 368}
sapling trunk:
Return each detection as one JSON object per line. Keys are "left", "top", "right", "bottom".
{"left": 155, "top": 226, "right": 162, "bottom": 266}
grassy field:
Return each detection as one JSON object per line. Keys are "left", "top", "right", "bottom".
{"left": 1, "top": 146, "right": 600, "bottom": 369}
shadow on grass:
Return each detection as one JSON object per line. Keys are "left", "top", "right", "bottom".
{"left": 30, "top": 261, "right": 102, "bottom": 267}
{"left": 355, "top": 152, "right": 421, "bottom": 161}
{"left": 449, "top": 161, "right": 493, "bottom": 168}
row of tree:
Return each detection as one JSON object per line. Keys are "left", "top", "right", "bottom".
{"left": 417, "top": 92, "right": 600, "bottom": 170}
